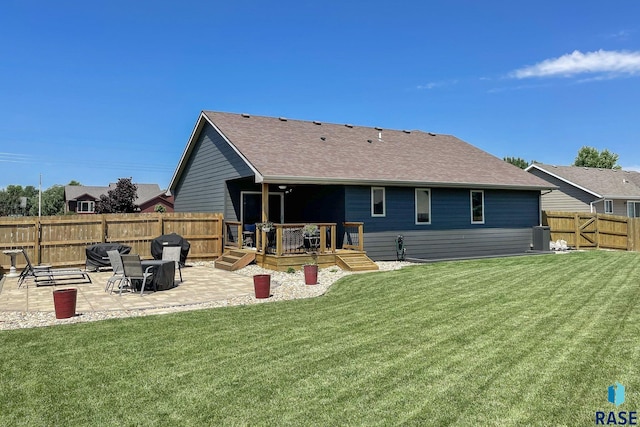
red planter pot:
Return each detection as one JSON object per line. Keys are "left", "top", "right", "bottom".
{"left": 304, "top": 265, "right": 318, "bottom": 285}
{"left": 253, "top": 274, "right": 271, "bottom": 298}
{"left": 53, "top": 288, "right": 77, "bottom": 319}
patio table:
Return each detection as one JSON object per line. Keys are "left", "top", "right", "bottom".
{"left": 140, "top": 260, "right": 176, "bottom": 291}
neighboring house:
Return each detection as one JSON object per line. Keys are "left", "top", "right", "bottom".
{"left": 168, "top": 111, "right": 553, "bottom": 261}
{"left": 526, "top": 163, "right": 640, "bottom": 217}
{"left": 64, "top": 184, "right": 174, "bottom": 214}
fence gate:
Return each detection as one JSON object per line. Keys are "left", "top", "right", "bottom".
{"left": 543, "top": 211, "right": 634, "bottom": 251}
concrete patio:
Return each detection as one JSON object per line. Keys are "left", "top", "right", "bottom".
{"left": 0, "top": 264, "right": 256, "bottom": 313}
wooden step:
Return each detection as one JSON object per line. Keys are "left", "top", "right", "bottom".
{"left": 214, "top": 250, "right": 256, "bottom": 271}
{"left": 335, "top": 253, "right": 378, "bottom": 272}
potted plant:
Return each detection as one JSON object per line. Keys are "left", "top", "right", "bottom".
{"left": 257, "top": 221, "right": 274, "bottom": 232}
{"left": 302, "top": 224, "right": 319, "bottom": 236}
{"left": 253, "top": 274, "right": 271, "bottom": 298}
{"left": 303, "top": 258, "right": 318, "bottom": 285}
{"left": 302, "top": 224, "right": 320, "bottom": 251}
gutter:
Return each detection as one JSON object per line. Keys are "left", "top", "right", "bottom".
{"left": 259, "top": 175, "right": 555, "bottom": 191}
{"left": 590, "top": 198, "right": 605, "bottom": 213}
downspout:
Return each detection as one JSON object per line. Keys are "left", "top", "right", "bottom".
{"left": 590, "top": 198, "right": 605, "bottom": 213}
{"left": 539, "top": 190, "right": 553, "bottom": 225}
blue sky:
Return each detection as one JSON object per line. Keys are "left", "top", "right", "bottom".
{"left": 1, "top": 0, "right": 639, "bottom": 190}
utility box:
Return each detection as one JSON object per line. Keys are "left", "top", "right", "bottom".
{"left": 532, "top": 226, "right": 551, "bottom": 251}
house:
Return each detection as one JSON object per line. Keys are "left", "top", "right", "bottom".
{"left": 64, "top": 183, "right": 174, "bottom": 214}
{"left": 526, "top": 163, "right": 640, "bottom": 217}
{"left": 168, "top": 111, "right": 553, "bottom": 265}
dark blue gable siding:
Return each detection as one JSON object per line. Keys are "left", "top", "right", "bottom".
{"left": 345, "top": 186, "right": 539, "bottom": 232}
{"left": 174, "top": 124, "right": 254, "bottom": 213}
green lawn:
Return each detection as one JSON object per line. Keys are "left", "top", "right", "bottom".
{"left": 2, "top": 251, "right": 640, "bottom": 426}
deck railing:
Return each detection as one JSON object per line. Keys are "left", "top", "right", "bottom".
{"left": 255, "top": 223, "right": 337, "bottom": 255}
{"left": 342, "top": 222, "right": 364, "bottom": 252}
{"left": 225, "top": 221, "right": 365, "bottom": 255}
{"left": 224, "top": 221, "right": 243, "bottom": 249}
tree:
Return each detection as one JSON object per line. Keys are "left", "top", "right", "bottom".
{"left": 503, "top": 157, "right": 530, "bottom": 169}
{"left": 95, "top": 178, "right": 138, "bottom": 213}
{"left": 574, "top": 146, "right": 621, "bottom": 169}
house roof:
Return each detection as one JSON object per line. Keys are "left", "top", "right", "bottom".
{"left": 65, "top": 184, "right": 167, "bottom": 205}
{"left": 526, "top": 163, "right": 640, "bottom": 199}
{"left": 169, "top": 111, "right": 554, "bottom": 190}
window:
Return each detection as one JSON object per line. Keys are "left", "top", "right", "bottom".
{"left": 471, "top": 190, "right": 484, "bottom": 224}
{"left": 415, "top": 188, "right": 431, "bottom": 224}
{"left": 371, "top": 187, "right": 385, "bottom": 217}
{"left": 77, "top": 201, "right": 95, "bottom": 213}
{"left": 628, "top": 201, "right": 640, "bottom": 218}
{"left": 604, "top": 200, "right": 613, "bottom": 214}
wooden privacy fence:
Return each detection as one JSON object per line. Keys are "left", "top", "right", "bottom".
{"left": 0, "top": 212, "right": 223, "bottom": 271}
{"left": 543, "top": 211, "right": 640, "bottom": 251}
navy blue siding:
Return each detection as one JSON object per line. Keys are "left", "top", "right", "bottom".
{"left": 174, "top": 124, "right": 254, "bottom": 213}
{"left": 346, "top": 186, "right": 539, "bottom": 232}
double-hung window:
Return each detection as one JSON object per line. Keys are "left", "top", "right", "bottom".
{"left": 471, "top": 190, "right": 484, "bottom": 224}
{"left": 371, "top": 187, "right": 385, "bottom": 217}
{"left": 415, "top": 188, "right": 431, "bottom": 224}
{"left": 604, "top": 200, "right": 613, "bottom": 214}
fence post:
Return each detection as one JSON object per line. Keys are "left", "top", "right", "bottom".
{"left": 101, "top": 215, "right": 107, "bottom": 243}
{"left": 595, "top": 214, "right": 600, "bottom": 249}
{"left": 35, "top": 217, "right": 41, "bottom": 265}
{"left": 574, "top": 214, "right": 580, "bottom": 250}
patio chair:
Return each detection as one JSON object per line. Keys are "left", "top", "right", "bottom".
{"left": 105, "top": 250, "right": 125, "bottom": 294}
{"left": 120, "top": 254, "right": 155, "bottom": 296}
{"left": 162, "top": 246, "right": 183, "bottom": 283}
{"left": 17, "top": 248, "right": 91, "bottom": 287}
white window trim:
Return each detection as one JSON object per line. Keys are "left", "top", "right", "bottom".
{"left": 371, "top": 187, "right": 386, "bottom": 217}
{"left": 77, "top": 200, "right": 95, "bottom": 213}
{"left": 470, "top": 190, "right": 485, "bottom": 224}
{"left": 628, "top": 200, "right": 640, "bottom": 218}
{"left": 604, "top": 199, "right": 613, "bottom": 214}
{"left": 415, "top": 188, "right": 431, "bottom": 225}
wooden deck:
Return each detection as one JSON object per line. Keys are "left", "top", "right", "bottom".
{"left": 222, "top": 221, "right": 377, "bottom": 271}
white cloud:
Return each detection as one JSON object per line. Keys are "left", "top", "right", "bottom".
{"left": 416, "top": 79, "right": 458, "bottom": 90}
{"left": 510, "top": 49, "right": 640, "bottom": 79}
{"left": 605, "top": 29, "right": 634, "bottom": 40}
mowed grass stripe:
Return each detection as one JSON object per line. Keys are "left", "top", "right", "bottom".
{"left": 2, "top": 251, "right": 640, "bottom": 426}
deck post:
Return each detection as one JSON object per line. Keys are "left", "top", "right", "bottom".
{"left": 358, "top": 223, "right": 364, "bottom": 251}
{"left": 261, "top": 183, "right": 269, "bottom": 253}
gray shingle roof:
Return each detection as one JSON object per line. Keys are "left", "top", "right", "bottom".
{"left": 528, "top": 164, "right": 640, "bottom": 198}
{"left": 192, "top": 111, "right": 552, "bottom": 190}
{"left": 65, "top": 184, "right": 164, "bottom": 205}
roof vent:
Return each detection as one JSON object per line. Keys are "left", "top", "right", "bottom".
{"left": 313, "top": 120, "right": 322, "bottom": 125}
{"left": 367, "top": 139, "right": 373, "bottom": 143}
{"left": 375, "top": 127, "right": 383, "bottom": 131}
{"left": 320, "top": 136, "right": 326, "bottom": 141}
{"left": 623, "top": 179, "right": 630, "bottom": 183}
{"left": 241, "top": 113, "right": 250, "bottom": 118}
{"left": 278, "top": 117, "right": 287, "bottom": 121}
{"left": 403, "top": 130, "right": 411, "bottom": 134}
{"left": 428, "top": 132, "right": 436, "bottom": 136}
{"left": 345, "top": 124, "right": 353, "bottom": 128}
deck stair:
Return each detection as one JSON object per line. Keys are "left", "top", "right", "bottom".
{"left": 214, "top": 250, "right": 256, "bottom": 271}
{"left": 336, "top": 253, "right": 379, "bottom": 272}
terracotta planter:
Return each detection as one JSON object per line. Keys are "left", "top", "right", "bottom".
{"left": 53, "top": 288, "right": 77, "bottom": 319}
{"left": 253, "top": 274, "right": 271, "bottom": 298}
{"left": 304, "top": 264, "right": 318, "bottom": 285}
